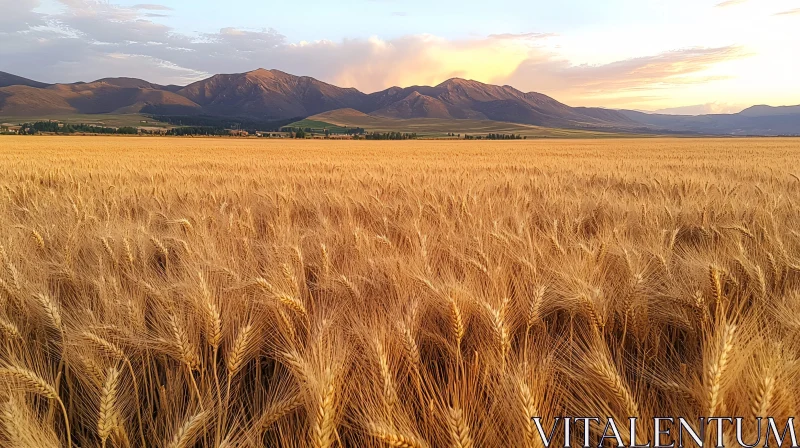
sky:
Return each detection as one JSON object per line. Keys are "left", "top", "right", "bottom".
{"left": 1, "top": 0, "right": 799, "bottom": 112}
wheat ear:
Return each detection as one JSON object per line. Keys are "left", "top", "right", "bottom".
{"left": 447, "top": 406, "right": 474, "bottom": 448}
{"left": 167, "top": 410, "right": 208, "bottom": 448}
{"left": 449, "top": 296, "right": 465, "bottom": 350}
{"left": 82, "top": 331, "right": 146, "bottom": 448}
{"left": 369, "top": 423, "right": 428, "bottom": 448}
{"left": 97, "top": 367, "right": 121, "bottom": 448}
{"left": 0, "top": 367, "right": 72, "bottom": 448}
{"left": 258, "top": 394, "right": 304, "bottom": 431}
{"left": 311, "top": 369, "right": 337, "bottom": 448}
{"left": 226, "top": 324, "right": 254, "bottom": 378}
{"left": 707, "top": 323, "right": 736, "bottom": 416}
{"left": 589, "top": 353, "right": 639, "bottom": 417}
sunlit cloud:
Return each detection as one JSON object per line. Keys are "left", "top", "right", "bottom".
{"left": 131, "top": 4, "right": 173, "bottom": 10}
{"left": 650, "top": 102, "right": 747, "bottom": 115}
{"left": 773, "top": 8, "right": 800, "bottom": 16}
{"left": 1, "top": 0, "right": 796, "bottom": 111}
{"left": 502, "top": 46, "right": 751, "bottom": 106}
{"left": 715, "top": 0, "right": 748, "bottom": 7}
{"left": 488, "top": 32, "right": 558, "bottom": 40}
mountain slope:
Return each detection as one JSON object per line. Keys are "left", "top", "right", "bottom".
{"left": 0, "top": 86, "right": 75, "bottom": 115}
{"left": 178, "top": 69, "right": 369, "bottom": 119}
{"left": 738, "top": 105, "right": 800, "bottom": 117}
{"left": 0, "top": 78, "right": 200, "bottom": 116}
{"left": 0, "top": 71, "right": 50, "bottom": 89}
{"left": 620, "top": 108, "right": 800, "bottom": 136}
{"left": 362, "top": 78, "right": 638, "bottom": 129}
{"left": 304, "top": 108, "right": 641, "bottom": 138}
{"left": 1, "top": 69, "right": 799, "bottom": 136}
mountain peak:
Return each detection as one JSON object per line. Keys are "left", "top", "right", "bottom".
{"left": 244, "top": 68, "right": 279, "bottom": 78}
{"left": 436, "top": 77, "right": 484, "bottom": 88}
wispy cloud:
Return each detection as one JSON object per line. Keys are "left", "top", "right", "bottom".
{"left": 131, "top": 4, "right": 173, "bottom": 10}
{"left": 651, "top": 102, "right": 747, "bottom": 115}
{"left": 390, "top": 12, "right": 407, "bottom": 17}
{"left": 488, "top": 32, "right": 557, "bottom": 40}
{"left": 773, "top": 8, "right": 800, "bottom": 16}
{"left": 715, "top": 0, "right": 747, "bottom": 7}
{"left": 504, "top": 46, "right": 751, "bottom": 105}
{"left": 0, "top": 0, "right": 762, "bottom": 109}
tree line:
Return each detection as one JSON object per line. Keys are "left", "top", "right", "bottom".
{"left": 364, "top": 132, "right": 418, "bottom": 140}
{"left": 19, "top": 122, "right": 138, "bottom": 135}
{"left": 165, "top": 126, "right": 229, "bottom": 136}
{"left": 282, "top": 127, "right": 367, "bottom": 137}
{"left": 463, "top": 133, "right": 526, "bottom": 140}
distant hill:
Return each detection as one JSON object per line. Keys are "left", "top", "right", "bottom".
{"left": 0, "top": 76, "right": 199, "bottom": 116}
{"left": 619, "top": 108, "right": 800, "bottom": 136}
{"left": 1, "top": 68, "right": 799, "bottom": 135}
{"left": 0, "top": 69, "right": 644, "bottom": 131}
{"left": 0, "top": 71, "right": 50, "bottom": 89}
{"left": 300, "top": 109, "right": 648, "bottom": 139}
{"left": 738, "top": 105, "right": 800, "bottom": 117}
{"left": 176, "top": 69, "right": 370, "bottom": 119}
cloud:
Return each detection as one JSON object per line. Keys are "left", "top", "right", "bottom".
{"left": 0, "top": 0, "right": 753, "bottom": 109}
{"left": 488, "top": 32, "right": 557, "bottom": 41}
{"left": 0, "top": 0, "right": 46, "bottom": 33}
{"left": 715, "top": 0, "right": 747, "bottom": 7}
{"left": 650, "top": 102, "right": 747, "bottom": 115}
{"left": 390, "top": 12, "right": 408, "bottom": 17}
{"left": 503, "top": 46, "right": 750, "bottom": 105}
{"left": 773, "top": 8, "right": 800, "bottom": 16}
{"left": 131, "top": 4, "right": 173, "bottom": 10}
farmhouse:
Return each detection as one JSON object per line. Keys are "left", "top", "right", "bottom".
{"left": 0, "top": 124, "right": 21, "bottom": 134}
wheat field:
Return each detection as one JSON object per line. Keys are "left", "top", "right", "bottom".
{"left": 0, "top": 136, "right": 799, "bottom": 447}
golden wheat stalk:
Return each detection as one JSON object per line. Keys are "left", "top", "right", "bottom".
{"left": 97, "top": 367, "right": 121, "bottom": 447}
{"left": 0, "top": 366, "right": 72, "bottom": 448}
{"left": 199, "top": 272, "right": 223, "bottom": 349}
{"left": 447, "top": 406, "right": 474, "bottom": 448}
{"left": 369, "top": 423, "right": 429, "bottom": 448}
{"left": 311, "top": 374, "right": 338, "bottom": 448}
{"left": 166, "top": 410, "right": 208, "bottom": 448}
{"left": 33, "top": 293, "right": 62, "bottom": 333}
{"left": 0, "top": 317, "right": 21, "bottom": 341}
{"left": 707, "top": 323, "right": 736, "bottom": 416}
{"left": 449, "top": 296, "right": 465, "bottom": 350}
{"left": 374, "top": 337, "right": 398, "bottom": 412}
{"left": 169, "top": 314, "right": 199, "bottom": 370}
{"left": 226, "top": 324, "right": 254, "bottom": 378}
{"left": 588, "top": 352, "right": 639, "bottom": 417}
{"left": 258, "top": 394, "right": 304, "bottom": 431}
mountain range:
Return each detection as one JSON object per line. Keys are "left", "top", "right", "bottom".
{"left": 2, "top": 68, "right": 799, "bottom": 136}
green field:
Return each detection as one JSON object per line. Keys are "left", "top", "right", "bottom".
{"left": 304, "top": 110, "right": 653, "bottom": 138}
{"left": 0, "top": 113, "right": 170, "bottom": 128}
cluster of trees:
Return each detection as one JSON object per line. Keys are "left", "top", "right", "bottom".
{"left": 19, "top": 121, "right": 138, "bottom": 135}
{"left": 165, "top": 126, "right": 229, "bottom": 136}
{"left": 463, "top": 133, "right": 527, "bottom": 140}
{"left": 447, "top": 133, "right": 461, "bottom": 138}
{"left": 364, "top": 132, "right": 418, "bottom": 140}
{"left": 343, "top": 127, "right": 366, "bottom": 135}
{"left": 486, "top": 133, "right": 525, "bottom": 140}
{"left": 282, "top": 126, "right": 367, "bottom": 138}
